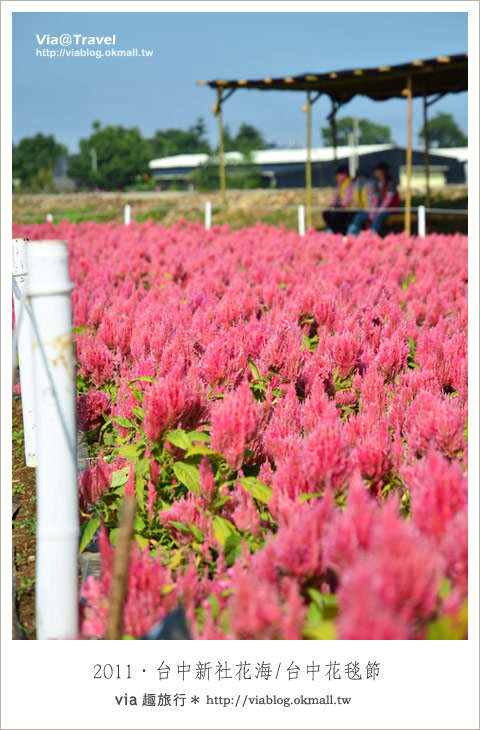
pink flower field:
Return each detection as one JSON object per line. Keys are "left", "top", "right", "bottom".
{"left": 13, "top": 219, "right": 468, "bottom": 640}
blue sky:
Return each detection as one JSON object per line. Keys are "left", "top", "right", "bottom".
{"left": 12, "top": 11, "right": 468, "bottom": 152}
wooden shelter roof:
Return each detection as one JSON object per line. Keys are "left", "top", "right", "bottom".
{"left": 198, "top": 53, "right": 468, "bottom": 103}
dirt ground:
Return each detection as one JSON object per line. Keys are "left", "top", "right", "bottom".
{"left": 12, "top": 398, "right": 37, "bottom": 639}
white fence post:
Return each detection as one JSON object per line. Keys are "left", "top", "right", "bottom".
{"left": 418, "top": 205, "right": 426, "bottom": 238}
{"left": 12, "top": 238, "right": 36, "bottom": 467}
{"left": 298, "top": 204, "right": 306, "bottom": 236}
{"left": 205, "top": 200, "right": 212, "bottom": 231}
{"left": 124, "top": 204, "right": 131, "bottom": 226}
{"left": 26, "top": 240, "right": 79, "bottom": 640}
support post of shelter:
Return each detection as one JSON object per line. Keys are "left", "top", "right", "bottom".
{"left": 305, "top": 92, "right": 313, "bottom": 229}
{"left": 404, "top": 75, "right": 413, "bottom": 236}
{"left": 327, "top": 101, "right": 340, "bottom": 164}
{"left": 215, "top": 88, "right": 227, "bottom": 207}
{"left": 423, "top": 94, "right": 431, "bottom": 208}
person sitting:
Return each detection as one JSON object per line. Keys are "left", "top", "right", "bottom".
{"left": 346, "top": 169, "right": 378, "bottom": 236}
{"left": 370, "top": 161, "right": 400, "bottom": 235}
{"left": 323, "top": 164, "right": 354, "bottom": 235}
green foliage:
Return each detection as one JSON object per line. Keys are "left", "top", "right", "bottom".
{"left": 193, "top": 150, "right": 262, "bottom": 191}
{"left": 419, "top": 112, "right": 467, "bottom": 148}
{"left": 302, "top": 589, "right": 338, "bottom": 639}
{"left": 321, "top": 117, "right": 393, "bottom": 146}
{"left": 223, "top": 122, "right": 271, "bottom": 153}
{"left": 426, "top": 602, "right": 468, "bottom": 639}
{"left": 151, "top": 117, "right": 211, "bottom": 157}
{"left": 68, "top": 122, "right": 153, "bottom": 190}
{"left": 76, "top": 378, "right": 274, "bottom": 577}
{"left": 12, "top": 133, "right": 67, "bottom": 190}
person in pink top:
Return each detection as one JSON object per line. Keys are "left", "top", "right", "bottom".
{"left": 323, "top": 164, "right": 355, "bottom": 235}
{"left": 370, "top": 161, "right": 400, "bottom": 234}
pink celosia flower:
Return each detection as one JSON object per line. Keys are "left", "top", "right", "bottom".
{"left": 210, "top": 380, "right": 261, "bottom": 470}
{"left": 77, "top": 387, "right": 112, "bottom": 432}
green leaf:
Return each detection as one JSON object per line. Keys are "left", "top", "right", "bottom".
{"left": 118, "top": 441, "right": 144, "bottom": 461}
{"left": 134, "top": 534, "right": 149, "bottom": 550}
{"left": 135, "top": 457, "right": 150, "bottom": 478}
{"left": 132, "top": 405, "right": 145, "bottom": 421}
{"left": 187, "top": 430, "right": 211, "bottom": 443}
{"left": 133, "top": 515, "right": 145, "bottom": 532}
{"left": 298, "top": 492, "right": 322, "bottom": 503}
{"left": 239, "top": 477, "right": 272, "bottom": 504}
{"left": 109, "top": 527, "right": 120, "bottom": 546}
{"left": 223, "top": 533, "right": 243, "bottom": 567}
{"left": 112, "top": 417, "right": 135, "bottom": 429}
{"left": 127, "top": 376, "right": 156, "bottom": 384}
{"left": 166, "top": 429, "right": 192, "bottom": 451}
{"left": 248, "top": 358, "right": 261, "bottom": 381}
{"left": 135, "top": 475, "right": 145, "bottom": 512}
{"left": 172, "top": 461, "right": 201, "bottom": 496}
{"left": 190, "top": 524, "right": 205, "bottom": 544}
{"left": 111, "top": 467, "right": 130, "bottom": 488}
{"left": 169, "top": 520, "right": 192, "bottom": 535}
{"left": 78, "top": 517, "right": 101, "bottom": 555}
{"left": 207, "top": 593, "right": 220, "bottom": 619}
{"left": 184, "top": 445, "right": 221, "bottom": 459}
{"left": 213, "top": 516, "right": 238, "bottom": 546}
{"left": 303, "top": 620, "right": 337, "bottom": 640}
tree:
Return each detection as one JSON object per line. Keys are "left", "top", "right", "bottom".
{"left": 224, "top": 123, "right": 268, "bottom": 152}
{"left": 12, "top": 133, "right": 67, "bottom": 189}
{"left": 68, "top": 122, "right": 153, "bottom": 190}
{"left": 223, "top": 123, "right": 273, "bottom": 153}
{"left": 151, "top": 117, "right": 211, "bottom": 157}
{"left": 418, "top": 112, "right": 467, "bottom": 148}
{"left": 321, "top": 117, "right": 392, "bottom": 146}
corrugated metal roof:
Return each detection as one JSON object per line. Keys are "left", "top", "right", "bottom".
{"left": 149, "top": 144, "right": 468, "bottom": 170}
{"left": 198, "top": 53, "right": 467, "bottom": 103}
{"left": 150, "top": 144, "right": 394, "bottom": 170}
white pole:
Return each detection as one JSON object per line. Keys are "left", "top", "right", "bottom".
{"left": 124, "top": 204, "right": 131, "bottom": 226}
{"left": 418, "top": 205, "right": 426, "bottom": 238}
{"left": 12, "top": 238, "right": 36, "bottom": 467}
{"left": 353, "top": 116, "right": 359, "bottom": 173}
{"left": 205, "top": 200, "right": 212, "bottom": 230}
{"left": 298, "top": 204, "right": 306, "bottom": 236}
{"left": 348, "top": 132, "right": 355, "bottom": 179}
{"left": 27, "top": 240, "right": 79, "bottom": 640}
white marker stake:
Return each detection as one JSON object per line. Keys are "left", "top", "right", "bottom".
{"left": 417, "top": 205, "right": 426, "bottom": 238}
{"left": 27, "top": 240, "right": 79, "bottom": 640}
{"left": 205, "top": 200, "right": 212, "bottom": 231}
{"left": 298, "top": 204, "right": 306, "bottom": 236}
{"left": 124, "top": 204, "right": 131, "bottom": 225}
{"left": 12, "top": 238, "right": 36, "bottom": 466}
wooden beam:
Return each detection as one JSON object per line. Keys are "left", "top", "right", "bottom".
{"left": 216, "top": 88, "right": 227, "bottom": 207}
{"left": 423, "top": 93, "right": 431, "bottom": 208}
{"left": 305, "top": 91, "right": 313, "bottom": 229}
{"left": 404, "top": 75, "right": 413, "bottom": 235}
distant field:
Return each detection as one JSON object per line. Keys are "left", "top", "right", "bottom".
{"left": 12, "top": 186, "right": 467, "bottom": 233}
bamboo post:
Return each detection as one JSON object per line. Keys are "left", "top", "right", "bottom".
{"left": 331, "top": 106, "right": 338, "bottom": 162}
{"left": 404, "top": 75, "right": 413, "bottom": 236}
{"left": 216, "top": 88, "right": 227, "bottom": 207}
{"left": 423, "top": 93, "right": 431, "bottom": 208}
{"left": 305, "top": 91, "right": 313, "bottom": 229}
{"left": 105, "top": 495, "right": 137, "bottom": 640}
